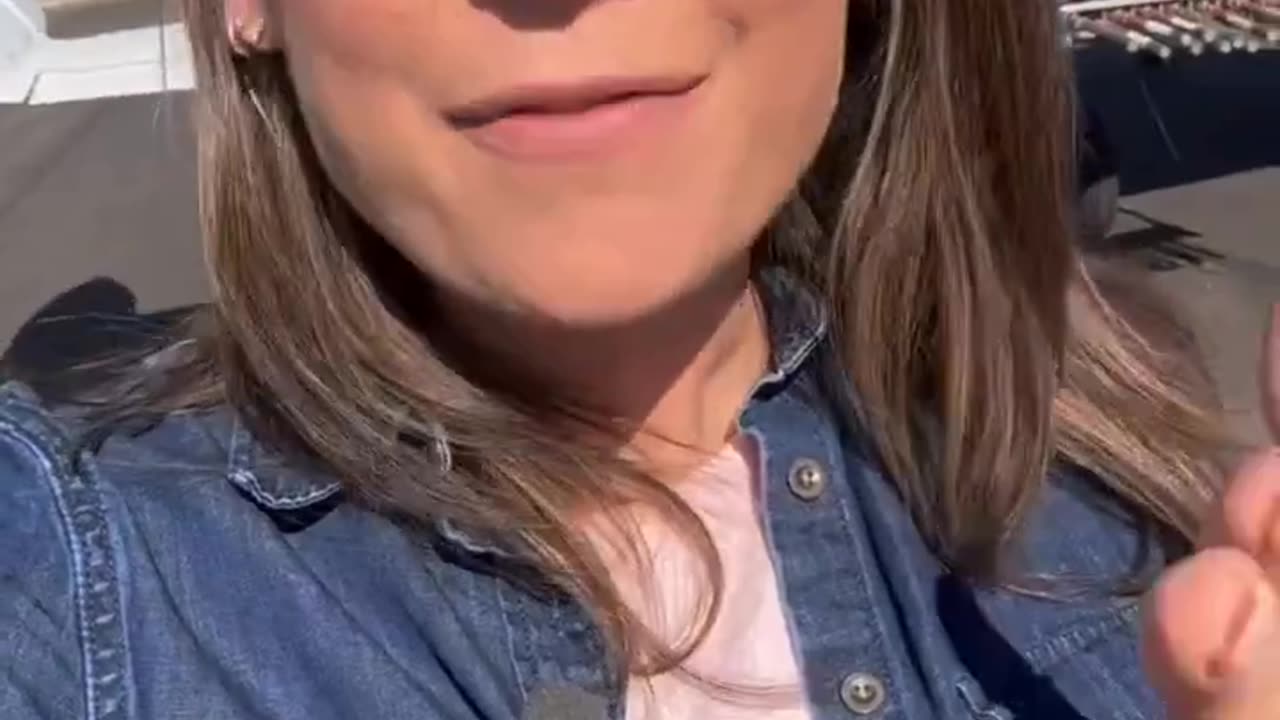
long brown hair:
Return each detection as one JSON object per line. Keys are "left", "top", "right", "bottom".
{"left": 109, "top": 0, "right": 1223, "bottom": 676}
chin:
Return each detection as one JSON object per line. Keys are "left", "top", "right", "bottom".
{"left": 507, "top": 270, "right": 707, "bottom": 329}
{"left": 411, "top": 209, "right": 757, "bottom": 332}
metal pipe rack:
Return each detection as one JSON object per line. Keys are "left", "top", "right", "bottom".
{"left": 1061, "top": 0, "right": 1280, "bottom": 58}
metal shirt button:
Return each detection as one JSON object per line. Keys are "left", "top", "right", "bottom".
{"left": 840, "top": 672, "right": 886, "bottom": 715}
{"left": 787, "top": 458, "right": 827, "bottom": 501}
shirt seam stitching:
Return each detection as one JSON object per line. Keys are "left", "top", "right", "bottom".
{"left": 821, "top": 411, "right": 913, "bottom": 714}
{"left": 496, "top": 583, "right": 531, "bottom": 704}
{"left": 0, "top": 412, "right": 129, "bottom": 720}
{"left": 1021, "top": 603, "right": 1139, "bottom": 671}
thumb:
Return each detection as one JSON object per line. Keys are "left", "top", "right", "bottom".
{"left": 1144, "top": 549, "right": 1280, "bottom": 719}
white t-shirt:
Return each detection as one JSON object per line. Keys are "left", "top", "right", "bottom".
{"left": 603, "top": 438, "right": 813, "bottom": 720}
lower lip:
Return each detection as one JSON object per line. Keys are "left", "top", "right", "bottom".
{"left": 457, "top": 84, "right": 704, "bottom": 162}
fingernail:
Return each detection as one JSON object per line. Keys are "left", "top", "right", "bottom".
{"left": 1209, "top": 582, "right": 1278, "bottom": 679}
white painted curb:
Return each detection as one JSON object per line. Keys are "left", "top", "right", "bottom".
{"left": 0, "top": 21, "right": 193, "bottom": 105}
{"left": 0, "top": 0, "right": 45, "bottom": 69}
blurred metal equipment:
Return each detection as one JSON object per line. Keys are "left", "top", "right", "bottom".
{"left": 1061, "top": 0, "right": 1280, "bottom": 59}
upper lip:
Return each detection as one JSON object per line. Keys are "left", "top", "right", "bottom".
{"left": 445, "top": 74, "right": 706, "bottom": 127}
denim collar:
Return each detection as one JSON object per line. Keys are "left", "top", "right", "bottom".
{"left": 752, "top": 266, "right": 830, "bottom": 392}
{"left": 226, "top": 267, "right": 831, "bottom": 551}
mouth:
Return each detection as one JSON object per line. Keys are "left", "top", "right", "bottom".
{"left": 445, "top": 74, "right": 709, "bottom": 162}
{"left": 445, "top": 74, "right": 707, "bottom": 128}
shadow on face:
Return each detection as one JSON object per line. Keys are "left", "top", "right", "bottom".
{"left": 466, "top": 0, "right": 595, "bottom": 30}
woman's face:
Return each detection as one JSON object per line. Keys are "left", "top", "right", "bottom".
{"left": 243, "top": 0, "right": 846, "bottom": 324}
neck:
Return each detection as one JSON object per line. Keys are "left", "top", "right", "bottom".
{"left": 435, "top": 262, "right": 770, "bottom": 459}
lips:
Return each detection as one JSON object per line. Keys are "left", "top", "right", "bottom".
{"left": 442, "top": 73, "right": 708, "bottom": 162}
{"left": 445, "top": 74, "right": 707, "bottom": 129}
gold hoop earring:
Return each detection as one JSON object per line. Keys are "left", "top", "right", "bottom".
{"left": 230, "top": 16, "right": 267, "bottom": 55}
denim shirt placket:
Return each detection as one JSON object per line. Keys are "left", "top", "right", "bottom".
{"left": 739, "top": 366, "right": 924, "bottom": 720}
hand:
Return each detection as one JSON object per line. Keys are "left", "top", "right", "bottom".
{"left": 1143, "top": 305, "right": 1280, "bottom": 720}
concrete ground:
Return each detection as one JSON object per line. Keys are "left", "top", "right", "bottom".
{"left": 40, "top": 0, "right": 179, "bottom": 39}
{"left": 0, "top": 92, "right": 201, "bottom": 385}
{"left": 0, "top": 44, "right": 1276, "bottom": 444}
{"left": 1103, "top": 171, "right": 1280, "bottom": 445}
{"left": 1073, "top": 46, "right": 1280, "bottom": 444}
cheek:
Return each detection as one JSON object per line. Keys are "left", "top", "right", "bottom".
{"left": 729, "top": 0, "right": 847, "bottom": 142}
{"left": 278, "top": 2, "right": 475, "bottom": 259}
{"left": 709, "top": 0, "right": 847, "bottom": 227}
{"left": 276, "top": 1, "right": 426, "bottom": 71}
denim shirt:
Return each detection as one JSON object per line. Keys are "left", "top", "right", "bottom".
{"left": 0, "top": 273, "right": 1166, "bottom": 720}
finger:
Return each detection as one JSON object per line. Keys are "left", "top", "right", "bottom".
{"left": 1263, "top": 304, "right": 1280, "bottom": 443}
{"left": 1143, "top": 548, "right": 1277, "bottom": 713}
{"left": 1206, "top": 627, "right": 1280, "bottom": 720}
{"left": 1197, "top": 566, "right": 1280, "bottom": 720}
{"left": 1200, "top": 449, "right": 1280, "bottom": 565}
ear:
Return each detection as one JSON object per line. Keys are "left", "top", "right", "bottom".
{"left": 225, "top": 0, "right": 278, "bottom": 54}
